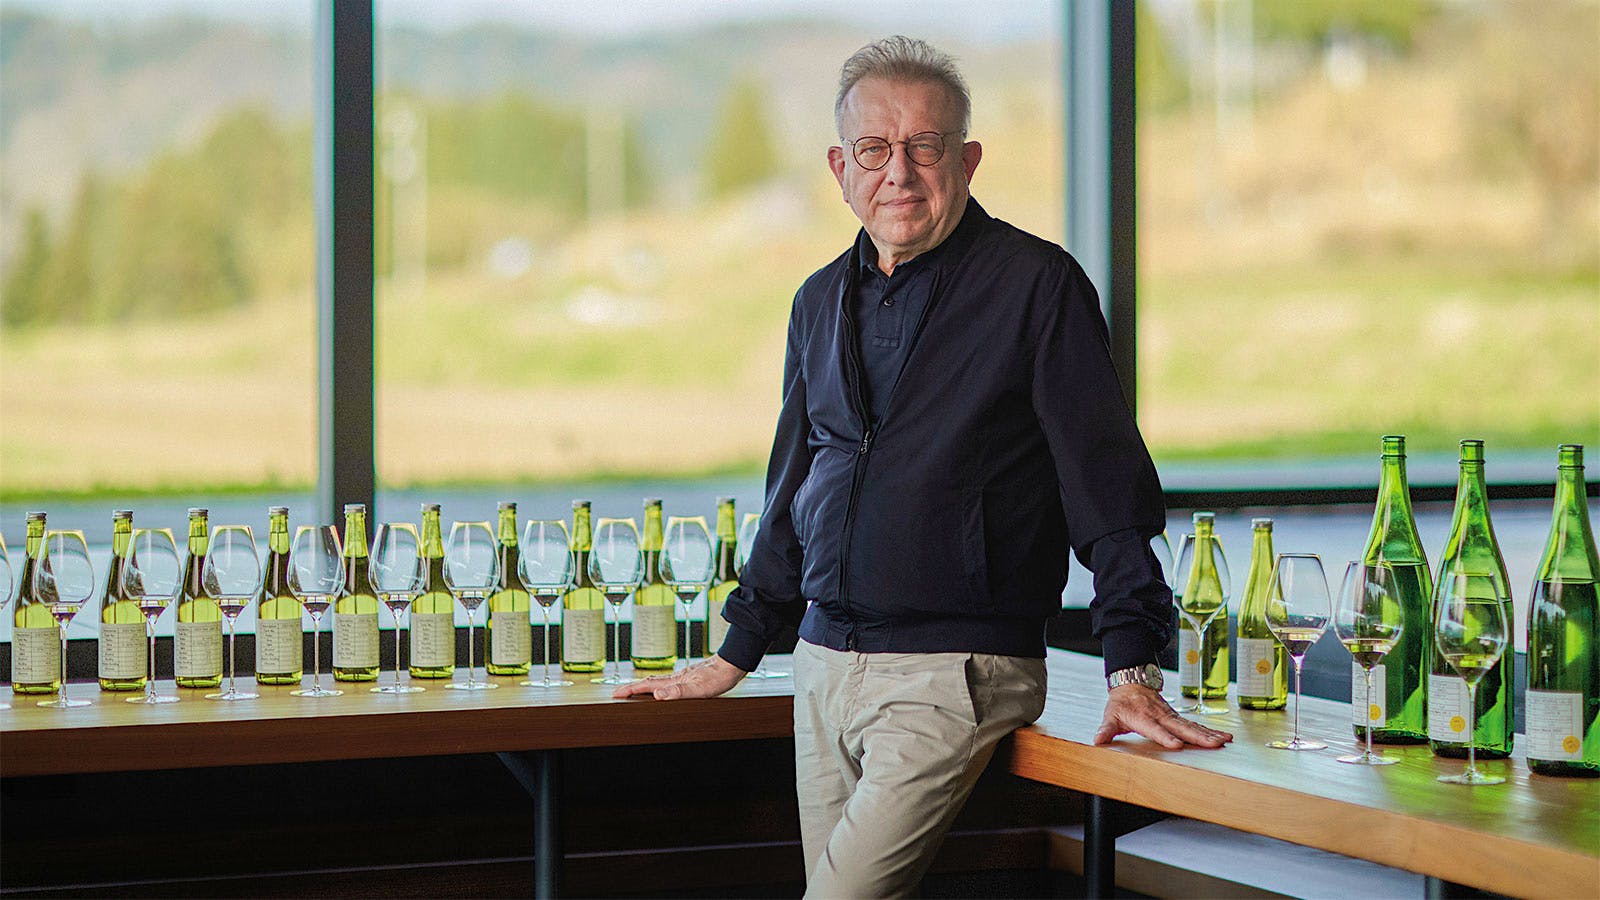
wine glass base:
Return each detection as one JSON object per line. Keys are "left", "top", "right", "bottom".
{"left": 0, "top": 702, "right": 10, "bottom": 710}
{"left": 446, "top": 682, "right": 498, "bottom": 691}
{"left": 372, "top": 685, "right": 425, "bottom": 694}
{"left": 1267, "top": 738, "right": 1327, "bottom": 751}
{"left": 746, "top": 666, "right": 790, "bottom": 679}
{"left": 1438, "top": 770, "right": 1504, "bottom": 785}
{"left": 592, "top": 674, "right": 633, "bottom": 685}
{"left": 520, "top": 679, "right": 575, "bottom": 687}
{"left": 127, "top": 693, "right": 180, "bottom": 704}
{"left": 1193, "top": 702, "right": 1230, "bottom": 716}
{"left": 291, "top": 687, "right": 343, "bottom": 698}
{"left": 1170, "top": 698, "right": 1202, "bottom": 713}
{"left": 1337, "top": 753, "right": 1398, "bottom": 765}
{"left": 37, "top": 698, "right": 92, "bottom": 709}
{"left": 205, "top": 690, "right": 260, "bottom": 701}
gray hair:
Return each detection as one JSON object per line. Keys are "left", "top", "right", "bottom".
{"left": 835, "top": 36, "right": 971, "bottom": 138}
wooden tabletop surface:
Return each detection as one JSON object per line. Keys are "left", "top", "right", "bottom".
{"left": 1003, "top": 651, "right": 1600, "bottom": 899}
{"left": 0, "top": 659, "right": 796, "bottom": 778}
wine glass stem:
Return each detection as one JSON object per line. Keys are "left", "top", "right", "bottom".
{"left": 1363, "top": 666, "right": 1376, "bottom": 758}
{"left": 612, "top": 602, "right": 622, "bottom": 680}
{"left": 466, "top": 610, "right": 476, "bottom": 686}
{"left": 1291, "top": 656, "right": 1305, "bottom": 741}
{"left": 541, "top": 607, "right": 552, "bottom": 685}
{"left": 57, "top": 620, "right": 69, "bottom": 703}
{"left": 312, "top": 614, "right": 322, "bottom": 688}
{"left": 147, "top": 616, "right": 157, "bottom": 700}
{"left": 226, "top": 616, "right": 237, "bottom": 693}
{"left": 1465, "top": 683, "right": 1478, "bottom": 777}
{"left": 394, "top": 609, "right": 404, "bottom": 688}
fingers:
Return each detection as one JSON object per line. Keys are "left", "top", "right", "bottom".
{"left": 611, "top": 674, "right": 679, "bottom": 700}
{"left": 1096, "top": 697, "right": 1234, "bottom": 749}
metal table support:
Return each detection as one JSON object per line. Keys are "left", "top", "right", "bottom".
{"left": 498, "top": 750, "right": 564, "bottom": 899}
{"left": 1083, "top": 795, "right": 1167, "bottom": 898}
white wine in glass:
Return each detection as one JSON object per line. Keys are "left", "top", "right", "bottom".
{"left": 122, "top": 528, "right": 184, "bottom": 705}
{"left": 1265, "top": 553, "right": 1331, "bottom": 751}
{"left": 203, "top": 525, "right": 262, "bottom": 701}
{"left": 1335, "top": 561, "right": 1404, "bottom": 765}
{"left": 1434, "top": 571, "right": 1510, "bottom": 785}
{"left": 371, "top": 523, "right": 426, "bottom": 694}
{"left": 34, "top": 530, "right": 95, "bottom": 709}
{"left": 289, "top": 525, "right": 344, "bottom": 698}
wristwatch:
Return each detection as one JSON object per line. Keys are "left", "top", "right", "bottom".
{"left": 1106, "top": 663, "right": 1164, "bottom": 692}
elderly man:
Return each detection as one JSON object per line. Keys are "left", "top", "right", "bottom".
{"left": 616, "top": 35, "right": 1231, "bottom": 897}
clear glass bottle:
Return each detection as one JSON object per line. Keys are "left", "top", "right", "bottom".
{"left": 409, "top": 503, "right": 456, "bottom": 678}
{"left": 1358, "top": 435, "right": 1432, "bottom": 744}
{"left": 175, "top": 507, "right": 223, "bottom": 689}
{"left": 256, "top": 506, "right": 304, "bottom": 685}
{"left": 97, "top": 510, "right": 147, "bottom": 691}
{"left": 11, "top": 512, "right": 59, "bottom": 696}
{"left": 334, "top": 503, "right": 380, "bottom": 682}
{"left": 1429, "top": 440, "right": 1514, "bottom": 759}
{"left": 1235, "top": 517, "right": 1287, "bottom": 710}
{"left": 560, "top": 500, "right": 606, "bottom": 674}
{"left": 632, "top": 498, "right": 678, "bottom": 671}
{"left": 486, "top": 501, "right": 532, "bottom": 676}
{"left": 1526, "top": 444, "right": 1599, "bottom": 776}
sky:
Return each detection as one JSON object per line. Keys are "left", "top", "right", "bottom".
{"left": 3, "top": 0, "right": 1058, "bottom": 43}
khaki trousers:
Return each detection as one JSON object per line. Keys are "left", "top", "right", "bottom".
{"left": 792, "top": 640, "right": 1048, "bottom": 899}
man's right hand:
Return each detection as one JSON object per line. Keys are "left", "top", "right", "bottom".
{"left": 611, "top": 654, "right": 748, "bottom": 701}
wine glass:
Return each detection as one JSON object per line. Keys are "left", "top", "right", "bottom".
{"left": 589, "top": 517, "right": 642, "bottom": 685}
{"left": 370, "top": 523, "right": 426, "bottom": 694}
{"left": 122, "top": 528, "right": 183, "bottom": 704}
{"left": 518, "top": 519, "right": 575, "bottom": 688}
{"left": 1171, "top": 533, "right": 1231, "bottom": 714}
{"left": 33, "top": 530, "right": 95, "bottom": 709}
{"left": 1434, "top": 571, "right": 1510, "bottom": 785}
{"left": 1335, "top": 561, "right": 1404, "bottom": 765}
{"left": 1, "top": 533, "right": 13, "bottom": 710}
{"left": 1265, "top": 553, "right": 1331, "bottom": 750}
{"left": 288, "top": 525, "right": 343, "bottom": 698}
{"left": 203, "top": 525, "right": 262, "bottom": 701}
{"left": 445, "top": 521, "right": 499, "bottom": 691}
{"left": 662, "top": 515, "right": 713, "bottom": 668}
{"left": 735, "top": 511, "right": 789, "bottom": 680}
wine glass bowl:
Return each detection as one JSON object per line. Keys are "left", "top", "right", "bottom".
{"left": 732, "top": 510, "right": 789, "bottom": 680}
{"left": 288, "top": 525, "right": 343, "bottom": 698}
{"left": 122, "top": 528, "right": 183, "bottom": 704}
{"left": 444, "top": 521, "right": 499, "bottom": 691}
{"left": 370, "top": 523, "right": 426, "bottom": 694}
{"left": 589, "top": 517, "right": 642, "bottom": 685}
{"left": 33, "top": 530, "right": 95, "bottom": 709}
{"left": 518, "top": 519, "right": 575, "bottom": 688}
{"left": 1171, "top": 532, "right": 1231, "bottom": 714}
{"left": 1335, "top": 561, "right": 1404, "bottom": 765}
{"left": 1265, "top": 553, "right": 1331, "bottom": 750}
{"left": 663, "top": 515, "right": 713, "bottom": 668}
{"left": 203, "top": 525, "right": 262, "bottom": 701}
{"left": 1434, "top": 571, "right": 1510, "bottom": 785}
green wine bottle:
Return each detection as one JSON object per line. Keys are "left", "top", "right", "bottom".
{"left": 632, "top": 498, "right": 678, "bottom": 671}
{"left": 1235, "top": 517, "right": 1287, "bottom": 710}
{"left": 256, "top": 506, "right": 304, "bottom": 685}
{"left": 97, "top": 510, "right": 146, "bottom": 691}
{"left": 1357, "top": 435, "right": 1432, "bottom": 744}
{"left": 561, "top": 500, "right": 606, "bottom": 674}
{"left": 175, "top": 508, "right": 223, "bottom": 689}
{"left": 409, "top": 503, "right": 456, "bottom": 678}
{"left": 1429, "top": 440, "right": 1514, "bottom": 759}
{"left": 11, "top": 512, "right": 59, "bottom": 696}
{"left": 706, "top": 497, "right": 740, "bottom": 658}
{"left": 1526, "top": 444, "right": 1599, "bottom": 777}
{"left": 334, "top": 503, "right": 380, "bottom": 682}
{"left": 486, "top": 501, "right": 532, "bottom": 677}
{"left": 1179, "top": 512, "right": 1229, "bottom": 701}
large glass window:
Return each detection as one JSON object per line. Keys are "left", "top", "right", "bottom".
{"left": 1136, "top": 0, "right": 1599, "bottom": 477}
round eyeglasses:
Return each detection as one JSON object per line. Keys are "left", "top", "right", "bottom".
{"left": 843, "top": 131, "right": 964, "bottom": 171}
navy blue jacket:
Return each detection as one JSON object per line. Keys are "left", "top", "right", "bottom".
{"left": 719, "top": 199, "right": 1172, "bottom": 673}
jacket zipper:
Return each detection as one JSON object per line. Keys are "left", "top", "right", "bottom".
{"left": 836, "top": 267, "right": 871, "bottom": 650}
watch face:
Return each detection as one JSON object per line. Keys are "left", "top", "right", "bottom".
{"left": 1142, "top": 664, "right": 1164, "bottom": 690}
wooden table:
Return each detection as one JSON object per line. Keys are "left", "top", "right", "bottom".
{"left": 1003, "top": 651, "right": 1600, "bottom": 899}
{"left": 0, "top": 661, "right": 796, "bottom": 897}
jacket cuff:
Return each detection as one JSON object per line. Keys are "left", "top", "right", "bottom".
{"left": 716, "top": 624, "right": 768, "bottom": 673}
{"left": 1100, "top": 625, "right": 1162, "bottom": 677}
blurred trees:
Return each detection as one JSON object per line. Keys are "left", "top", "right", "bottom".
{"left": 704, "top": 79, "right": 780, "bottom": 197}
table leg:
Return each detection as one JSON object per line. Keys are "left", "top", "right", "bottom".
{"left": 1425, "top": 875, "right": 1483, "bottom": 899}
{"left": 497, "top": 750, "right": 564, "bottom": 899}
{"left": 1084, "top": 794, "right": 1116, "bottom": 899}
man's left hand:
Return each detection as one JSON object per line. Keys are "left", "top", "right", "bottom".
{"left": 1092, "top": 684, "right": 1233, "bottom": 749}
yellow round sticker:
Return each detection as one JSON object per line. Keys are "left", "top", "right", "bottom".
{"left": 1185, "top": 649, "right": 1200, "bottom": 665}
{"left": 1255, "top": 659, "right": 1272, "bottom": 675}
{"left": 1450, "top": 715, "right": 1467, "bottom": 733}
{"left": 1369, "top": 704, "right": 1383, "bottom": 722}
{"left": 1563, "top": 735, "right": 1581, "bottom": 754}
